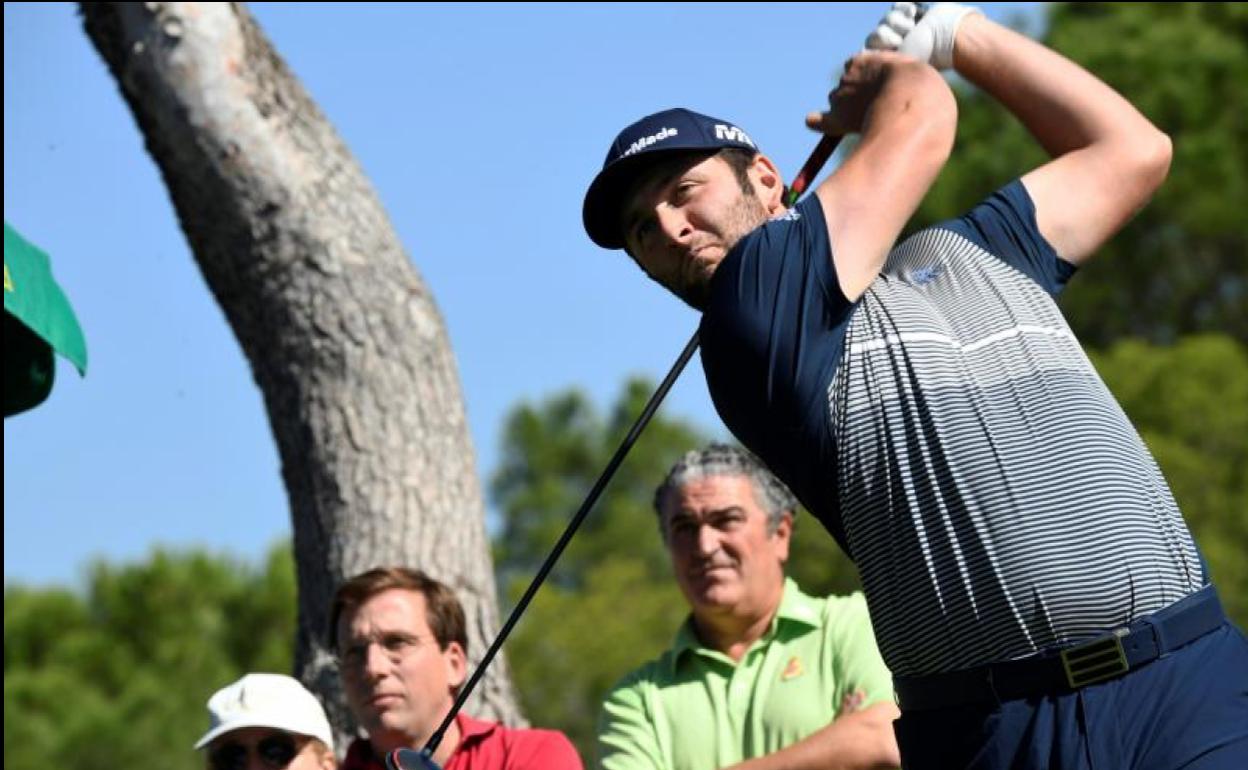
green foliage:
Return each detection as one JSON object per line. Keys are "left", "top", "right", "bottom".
{"left": 3, "top": 543, "right": 297, "bottom": 770}
{"left": 1087, "top": 334, "right": 1248, "bottom": 626}
{"left": 913, "top": 2, "right": 1248, "bottom": 345}
{"left": 492, "top": 377, "right": 709, "bottom": 593}
{"left": 787, "top": 522, "right": 863, "bottom": 600}
{"left": 491, "top": 378, "right": 859, "bottom": 760}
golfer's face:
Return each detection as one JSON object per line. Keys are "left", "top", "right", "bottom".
{"left": 622, "top": 154, "right": 770, "bottom": 310}
{"left": 663, "top": 474, "right": 791, "bottom": 618}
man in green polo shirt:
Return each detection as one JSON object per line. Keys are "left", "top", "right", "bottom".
{"left": 597, "top": 444, "right": 899, "bottom": 770}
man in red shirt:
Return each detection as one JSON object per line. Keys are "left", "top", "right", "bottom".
{"left": 332, "top": 567, "right": 582, "bottom": 770}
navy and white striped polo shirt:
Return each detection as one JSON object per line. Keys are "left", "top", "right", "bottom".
{"left": 700, "top": 181, "right": 1203, "bottom": 676}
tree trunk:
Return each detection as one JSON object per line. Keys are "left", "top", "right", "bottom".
{"left": 79, "top": 1, "right": 523, "bottom": 743}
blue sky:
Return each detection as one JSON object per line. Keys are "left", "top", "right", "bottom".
{"left": 4, "top": 2, "right": 1040, "bottom": 586}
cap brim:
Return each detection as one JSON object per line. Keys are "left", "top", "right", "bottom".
{"left": 194, "top": 721, "right": 245, "bottom": 750}
{"left": 582, "top": 148, "right": 709, "bottom": 250}
{"left": 192, "top": 717, "right": 331, "bottom": 752}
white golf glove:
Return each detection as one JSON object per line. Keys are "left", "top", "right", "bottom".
{"left": 865, "top": 2, "right": 983, "bottom": 71}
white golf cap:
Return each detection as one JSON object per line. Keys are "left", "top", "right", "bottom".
{"left": 193, "top": 673, "right": 334, "bottom": 752}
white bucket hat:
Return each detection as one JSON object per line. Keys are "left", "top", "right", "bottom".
{"left": 193, "top": 673, "right": 335, "bottom": 752}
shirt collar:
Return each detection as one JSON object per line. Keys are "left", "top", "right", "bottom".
{"left": 669, "top": 578, "right": 818, "bottom": 673}
{"left": 455, "top": 712, "right": 498, "bottom": 745}
{"left": 341, "top": 713, "right": 497, "bottom": 769}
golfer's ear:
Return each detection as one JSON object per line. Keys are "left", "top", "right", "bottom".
{"left": 751, "top": 154, "right": 785, "bottom": 211}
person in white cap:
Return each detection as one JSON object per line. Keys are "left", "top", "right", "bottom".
{"left": 194, "top": 672, "right": 337, "bottom": 770}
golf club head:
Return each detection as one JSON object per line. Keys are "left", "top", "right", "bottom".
{"left": 385, "top": 748, "right": 443, "bottom": 770}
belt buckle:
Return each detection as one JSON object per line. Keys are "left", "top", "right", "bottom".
{"left": 1060, "top": 629, "right": 1129, "bottom": 689}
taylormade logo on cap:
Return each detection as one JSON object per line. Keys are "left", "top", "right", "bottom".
{"left": 623, "top": 127, "right": 680, "bottom": 157}
{"left": 714, "top": 124, "right": 754, "bottom": 147}
{"left": 583, "top": 107, "right": 765, "bottom": 249}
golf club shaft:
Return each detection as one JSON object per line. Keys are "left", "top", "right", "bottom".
{"left": 785, "top": 134, "right": 841, "bottom": 207}
{"left": 424, "top": 329, "right": 700, "bottom": 755}
{"left": 422, "top": 131, "right": 844, "bottom": 760}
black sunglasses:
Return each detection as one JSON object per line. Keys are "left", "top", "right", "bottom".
{"left": 209, "top": 732, "right": 300, "bottom": 770}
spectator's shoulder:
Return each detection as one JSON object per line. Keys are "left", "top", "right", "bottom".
{"left": 604, "top": 649, "right": 675, "bottom": 702}
{"left": 783, "top": 580, "right": 868, "bottom": 624}
{"left": 506, "top": 725, "right": 583, "bottom": 770}
{"left": 819, "top": 589, "right": 870, "bottom": 615}
{"left": 812, "top": 589, "right": 876, "bottom": 637}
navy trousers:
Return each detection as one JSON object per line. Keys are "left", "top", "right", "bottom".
{"left": 893, "top": 622, "right": 1248, "bottom": 769}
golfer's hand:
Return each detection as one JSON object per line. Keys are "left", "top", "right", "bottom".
{"left": 866, "top": 2, "right": 983, "bottom": 71}
{"left": 805, "top": 50, "right": 911, "bottom": 137}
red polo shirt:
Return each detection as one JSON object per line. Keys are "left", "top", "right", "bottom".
{"left": 341, "top": 713, "right": 582, "bottom": 770}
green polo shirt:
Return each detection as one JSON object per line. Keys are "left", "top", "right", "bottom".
{"left": 597, "top": 580, "right": 892, "bottom": 770}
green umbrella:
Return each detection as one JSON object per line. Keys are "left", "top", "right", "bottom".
{"left": 4, "top": 222, "right": 88, "bottom": 417}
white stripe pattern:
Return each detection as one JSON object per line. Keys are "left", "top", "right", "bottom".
{"left": 828, "top": 228, "right": 1202, "bottom": 676}
{"left": 850, "top": 323, "right": 1077, "bottom": 355}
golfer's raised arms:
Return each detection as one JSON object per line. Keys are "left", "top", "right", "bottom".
{"left": 951, "top": 14, "right": 1172, "bottom": 266}
{"left": 808, "top": 51, "right": 956, "bottom": 302}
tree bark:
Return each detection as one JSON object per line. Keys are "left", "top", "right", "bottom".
{"left": 79, "top": 1, "right": 523, "bottom": 743}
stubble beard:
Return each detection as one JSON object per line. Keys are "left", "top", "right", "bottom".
{"left": 673, "top": 192, "right": 771, "bottom": 311}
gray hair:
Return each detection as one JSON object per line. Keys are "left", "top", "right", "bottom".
{"left": 653, "top": 443, "right": 798, "bottom": 537}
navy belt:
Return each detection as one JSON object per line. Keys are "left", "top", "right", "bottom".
{"left": 894, "top": 585, "right": 1225, "bottom": 711}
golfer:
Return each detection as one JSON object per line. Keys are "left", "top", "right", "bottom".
{"left": 580, "top": 3, "right": 1247, "bottom": 767}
